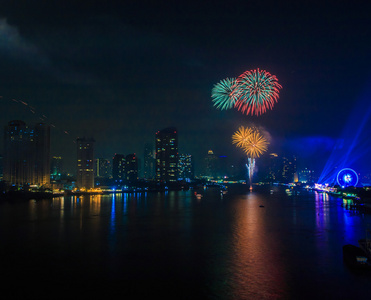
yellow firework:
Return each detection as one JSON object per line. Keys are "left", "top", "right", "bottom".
{"left": 232, "top": 126, "right": 268, "bottom": 158}
{"left": 243, "top": 130, "right": 268, "bottom": 158}
{"left": 232, "top": 126, "right": 253, "bottom": 148}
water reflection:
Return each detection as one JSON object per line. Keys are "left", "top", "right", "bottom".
{"left": 228, "top": 192, "right": 287, "bottom": 299}
{"left": 315, "top": 191, "right": 330, "bottom": 230}
{"left": 3, "top": 188, "right": 371, "bottom": 298}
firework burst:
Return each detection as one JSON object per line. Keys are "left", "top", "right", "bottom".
{"left": 233, "top": 68, "right": 282, "bottom": 116}
{"left": 232, "top": 126, "right": 253, "bottom": 148}
{"left": 242, "top": 129, "right": 268, "bottom": 158}
{"left": 211, "top": 78, "right": 238, "bottom": 110}
{"left": 232, "top": 126, "right": 269, "bottom": 189}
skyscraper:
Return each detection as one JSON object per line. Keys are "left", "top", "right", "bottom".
{"left": 143, "top": 143, "right": 155, "bottom": 179}
{"left": 34, "top": 123, "right": 50, "bottom": 187}
{"left": 126, "top": 153, "right": 138, "bottom": 183}
{"left": 51, "top": 156, "right": 63, "bottom": 180}
{"left": 95, "top": 158, "right": 111, "bottom": 179}
{"left": 112, "top": 154, "right": 126, "bottom": 182}
{"left": 3, "top": 120, "right": 50, "bottom": 187}
{"left": 155, "top": 127, "right": 178, "bottom": 183}
{"left": 204, "top": 150, "right": 218, "bottom": 179}
{"left": 178, "top": 154, "right": 193, "bottom": 182}
{"left": 76, "top": 137, "right": 95, "bottom": 189}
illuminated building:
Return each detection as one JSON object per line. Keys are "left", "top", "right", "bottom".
{"left": 298, "top": 168, "right": 315, "bottom": 183}
{"left": 3, "top": 120, "right": 50, "bottom": 187}
{"left": 204, "top": 150, "right": 218, "bottom": 179}
{"left": 34, "top": 123, "right": 50, "bottom": 187}
{"left": 51, "top": 156, "right": 63, "bottom": 180}
{"left": 178, "top": 154, "right": 193, "bottom": 182}
{"left": 95, "top": 158, "right": 111, "bottom": 179}
{"left": 112, "top": 154, "right": 125, "bottom": 182}
{"left": 143, "top": 143, "right": 155, "bottom": 179}
{"left": 76, "top": 137, "right": 95, "bottom": 189}
{"left": 282, "top": 155, "right": 297, "bottom": 183}
{"left": 155, "top": 127, "right": 178, "bottom": 183}
{"left": 126, "top": 153, "right": 138, "bottom": 183}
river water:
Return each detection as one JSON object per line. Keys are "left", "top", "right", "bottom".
{"left": 1, "top": 185, "right": 371, "bottom": 299}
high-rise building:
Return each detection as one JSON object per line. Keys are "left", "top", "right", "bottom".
{"left": 155, "top": 127, "right": 178, "bottom": 183}
{"left": 266, "top": 153, "right": 280, "bottom": 183}
{"left": 282, "top": 155, "right": 297, "bottom": 183}
{"left": 95, "top": 158, "right": 111, "bottom": 178}
{"left": 51, "top": 156, "right": 63, "bottom": 180}
{"left": 143, "top": 143, "right": 155, "bottom": 179}
{"left": 178, "top": 154, "right": 193, "bottom": 182}
{"left": 3, "top": 120, "right": 50, "bottom": 187}
{"left": 204, "top": 150, "right": 218, "bottom": 179}
{"left": 112, "top": 154, "right": 126, "bottom": 182}
{"left": 34, "top": 123, "right": 50, "bottom": 187}
{"left": 76, "top": 137, "right": 95, "bottom": 189}
{"left": 298, "top": 167, "right": 315, "bottom": 183}
{"left": 126, "top": 153, "right": 138, "bottom": 183}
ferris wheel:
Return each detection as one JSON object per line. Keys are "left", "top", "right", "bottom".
{"left": 337, "top": 168, "right": 358, "bottom": 187}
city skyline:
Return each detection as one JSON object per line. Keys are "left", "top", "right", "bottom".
{"left": 0, "top": 1, "right": 370, "bottom": 177}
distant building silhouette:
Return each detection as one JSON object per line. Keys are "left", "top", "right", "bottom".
{"left": 51, "top": 156, "right": 63, "bottom": 180}
{"left": 204, "top": 150, "right": 218, "bottom": 179}
{"left": 76, "top": 137, "right": 95, "bottom": 189}
{"left": 34, "top": 123, "right": 50, "bottom": 186}
{"left": 126, "top": 153, "right": 138, "bottom": 183}
{"left": 112, "top": 154, "right": 126, "bottom": 182}
{"left": 143, "top": 143, "right": 155, "bottom": 179}
{"left": 3, "top": 120, "right": 50, "bottom": 187}
{"left": 155, "top": 127, "right": 178, "bottom": 183}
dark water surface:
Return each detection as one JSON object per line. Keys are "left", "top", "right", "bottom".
{"left": 1, "top": 186, "right": 371, "bottom": 299}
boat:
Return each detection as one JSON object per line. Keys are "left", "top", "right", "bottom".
{"left": 194, "top": 192, "right": 203, "bottom": 199}
{"left": 343, "top": 244, "right": 371, "bottom": 269}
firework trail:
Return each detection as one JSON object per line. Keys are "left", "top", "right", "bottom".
{"left": 232, "top": 126, "right": 269, "bottom": 189}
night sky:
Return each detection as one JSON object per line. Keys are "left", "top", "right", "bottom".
{"left": 1, "top": 1, "right": 371, "bottom": 175}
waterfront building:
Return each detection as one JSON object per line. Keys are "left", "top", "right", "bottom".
{"left": 143, "top": 143, "right": 155, "bottom": 179}
{"left": 3, "top": 120, "right": 50, "bottom": 187}
{"left": 34, "top": 123, "right": 50, "bottom": 187}
{"left": 95, "top": 158, "right": 111, "bottom": 179}
{"left": 155, "top": 127, "right": 178, "bottom": 183}
{"left": 112, "top": 154, "right": 126, "bottom": 182}
{"left": 51, "top": 156, "right": 63, "bottom": 180}
{"left": 299, "top": 167, "right": 315, "bottom": 183}
{"left": 204, "top": 150, "right": 218, "bottom": 179}
{"left": 76, "top": 137, "right": 95, "bottom": 189}
{"left": 265, "top": 153, "right": 280, "bottom": 183}
{"left": 126, "top": 153, "right": 138, "bottom": 183}
{"left": 281, "top": 155, "right": 297, "bottom": 183}
{"left": 178, "top": 154, "right": 193, "bottom": 182}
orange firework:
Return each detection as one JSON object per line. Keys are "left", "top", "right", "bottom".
{"left": 232, "top": 126, "right": 253, "bottom": 149}
{"left": 232, "top": 126, "right": 268, "bottom": 158}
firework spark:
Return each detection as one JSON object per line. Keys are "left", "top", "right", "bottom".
{"left": 211, "top": 78, "right": 238, "bottom": 110}
{"left": 233, "top": 68, "right": 282, "bottom": 116}
{"left": 232, "top": 126, "right": 269, "bottom": 189}
{"left": 232, "top": 126, "right": 253, "bottom": 149}
{"left": 242, "top": 129, "right": 268, "bottom": 158}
